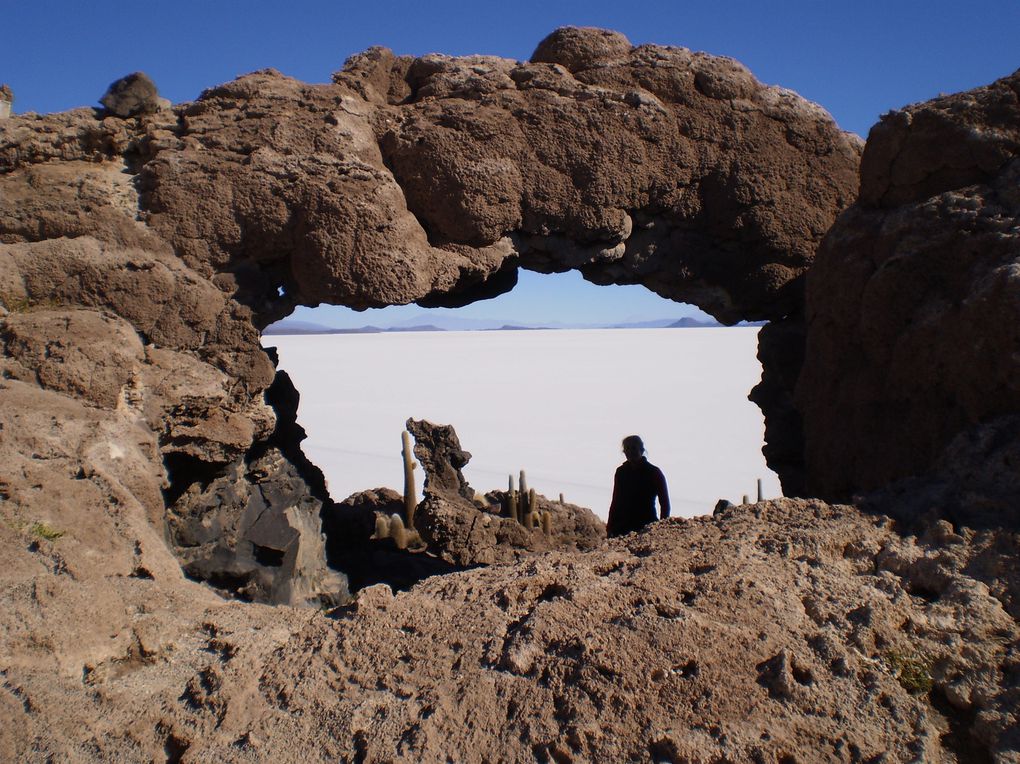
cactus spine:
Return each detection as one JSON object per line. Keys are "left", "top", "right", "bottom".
{"left": 402, "top": 430, "right": 417, "bottom": 528}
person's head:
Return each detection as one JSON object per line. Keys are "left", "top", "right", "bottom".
{"left": 622, "top": 435, "right": 645, "bottom": 462}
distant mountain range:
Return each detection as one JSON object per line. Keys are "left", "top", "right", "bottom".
{"left": 263, "top": 314, "right": 764, "bottom": 335}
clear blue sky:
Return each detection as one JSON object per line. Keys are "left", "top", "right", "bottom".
{"left": 5, "top": 1, "right": 1017, "bottom": 326}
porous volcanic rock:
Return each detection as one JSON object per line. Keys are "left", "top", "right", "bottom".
{"left": 134, "top": 27, "right": 859, "bottom": 325}
{"left": 407, "top": 419, "right": 606, "bottom": 566}
{"left": 3, "top": 500, "right": 1017, "bottom": 761}
{"left": 100, "top": 72, "right": 162, "bottom": 118}
{"left": 797, "top": 69, "right": 1020, "bottom": 504}
{"left": 1, "top": 29, "right": 861, "bottom": 605}
{"left": 407, "top": 417, "right": 475, "bottom": 501}
{"left": 7, "top": 29, "right": 1020, "bottom": 763}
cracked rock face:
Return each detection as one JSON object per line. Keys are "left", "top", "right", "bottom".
{"left": 798, "top": 70, "right": 1020, "bottom": 504}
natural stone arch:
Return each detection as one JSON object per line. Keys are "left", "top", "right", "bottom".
{"left": 140, "top": 28, "right": 860, "bottom": 329}
{"left": 0, "top": 27, "right": 860, "bottom": 603}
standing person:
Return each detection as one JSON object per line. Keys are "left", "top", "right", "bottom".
{"left": 606, "top": 435, "right": 670, "bottom": 538}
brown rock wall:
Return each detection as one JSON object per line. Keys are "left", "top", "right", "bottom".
{"left": 798, "top": 70, "right": 1020, "bottom": 502}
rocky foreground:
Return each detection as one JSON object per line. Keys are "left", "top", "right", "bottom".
{"left": 1, "top": 26, "right": 1020, "bottom": 762}
{"left": 2, "top": 500, "right": 1017, "bottom": 762}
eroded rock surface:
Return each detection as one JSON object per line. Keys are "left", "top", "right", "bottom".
{"left": 407, "top": 418, "right": 606, "bottom": 566}
{"left": 2, "top": 27, "right": 1019, "bottom": 764}
{"left": 0, "top": 28, "right": 860, "bottom": 607}
{"left": 3, "top": 500, "right": 1017, "bottom": 762}
{"left": 133, "top": 27, "right": 859, "bottom": 325}
{"left": 798, "top": 69, "right": 1020, "bottom": 504}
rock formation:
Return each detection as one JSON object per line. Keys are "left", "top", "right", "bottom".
{"left": 4, "top": 500, "right": 1018, "bottom": 761}
{"left": 2, "top": 26, "right": 1019, "bottom": 762}
{"left": 797, "top": 69, "right": 1020, "bottom": 505}
{"left": 406, "top": 419, "right": 606, "bottom": 566}
{"left": 0, "top": 84, "right": 11, "bottom": 119}
{"left": 99, "top": 72, "right": 170, "bottom": 118}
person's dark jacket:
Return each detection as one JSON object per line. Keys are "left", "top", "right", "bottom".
{"left": 606, "top": 457, "right": 670, "bottom": 537}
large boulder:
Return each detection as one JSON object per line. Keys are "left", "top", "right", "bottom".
{"left": 100, "top": 72, "right": 169, "bottom": 117}
{"left": 797, "top": 69, "right": 1020, "bottom": 505}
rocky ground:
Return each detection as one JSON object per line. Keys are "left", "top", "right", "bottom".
{"left": 2, "top": 499, "right": 1018, "bottom": 762}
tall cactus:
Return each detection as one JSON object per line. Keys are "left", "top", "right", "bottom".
{"left": 519, "top": 470, "right": 528, "bottom": 502}
{"left": 528, "top": 488, "right": 537, "bottom": 516}
{"left": 402, "top": 430, "right": 417, "bottom": 528}
{"left": 541, "top": 510, "right": 552, "bottom": 535}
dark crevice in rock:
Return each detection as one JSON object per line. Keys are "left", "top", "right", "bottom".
{"left": 162, "top": 451, "right": 229, "bottom": 508}
{"left": 929, "top": 688, "right": 994, "bottom": 764}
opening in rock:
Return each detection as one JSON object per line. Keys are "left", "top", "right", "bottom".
{"left": 262, "top": 270, "right": 781, "bottom": 520}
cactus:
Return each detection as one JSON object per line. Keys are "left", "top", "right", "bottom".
{"left": 519, "top": 470, "right": 528, "bottom": 502}
{"left": 529, "top": 511, "right": 542, "bottom": 529}
{"left": 508, "top": 474, "right": 515, "bottom": 493}
{"left": 541, "top": 510, "right": 552, "bottom": 535}
{"left": 559, "top": 493, "right": 565, "bottom": 505}
{"left": 742, "top": 494, "right": 750, "bottom": 504}
{"left": 757, "top": 478, "right": 763, "bottom": 502}
{"left": 528, "top": 488, "right": 537, "bottom": 515}
{"left": 389, "top": 513, "right": 405, "bottom": 537}
{"left": 402, "top": 430, "right": 417, "bottom": 528}
{"left": 509, "top": 490, "right": 519, "bottom": 524}
{"left": 373, "top": 514, "right": 390, "bottom": 539}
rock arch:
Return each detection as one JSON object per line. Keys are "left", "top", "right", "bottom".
{"left": 0, "top": 28, "right": 861, "bottom": 602}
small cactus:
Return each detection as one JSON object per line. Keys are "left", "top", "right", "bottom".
{"left": 529, "top": 511, "right": 542, "bottom": 529}
{"left": 528, "top": 488, "right": 537, "bottom": 515}
{"left": 541, "top": 510, "right": 552, "bottom": 535}
{"left": 373, "top": 514, "right": 390, "bottom": 539}
{"left": 742, "top": 494, "right": 750, "bottom": 504}
{"left": 389, "top": 513, "right": 406, "bottom": 540}
{"left": 757, "top": 478, "right": 764, "bottom": 502}
{"left": 559, "top": 493, "right": 565, "bottom": 505}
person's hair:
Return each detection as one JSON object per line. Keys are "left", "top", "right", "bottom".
{"left": 622, "top": 435, "right": 644, "bottom": 454}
